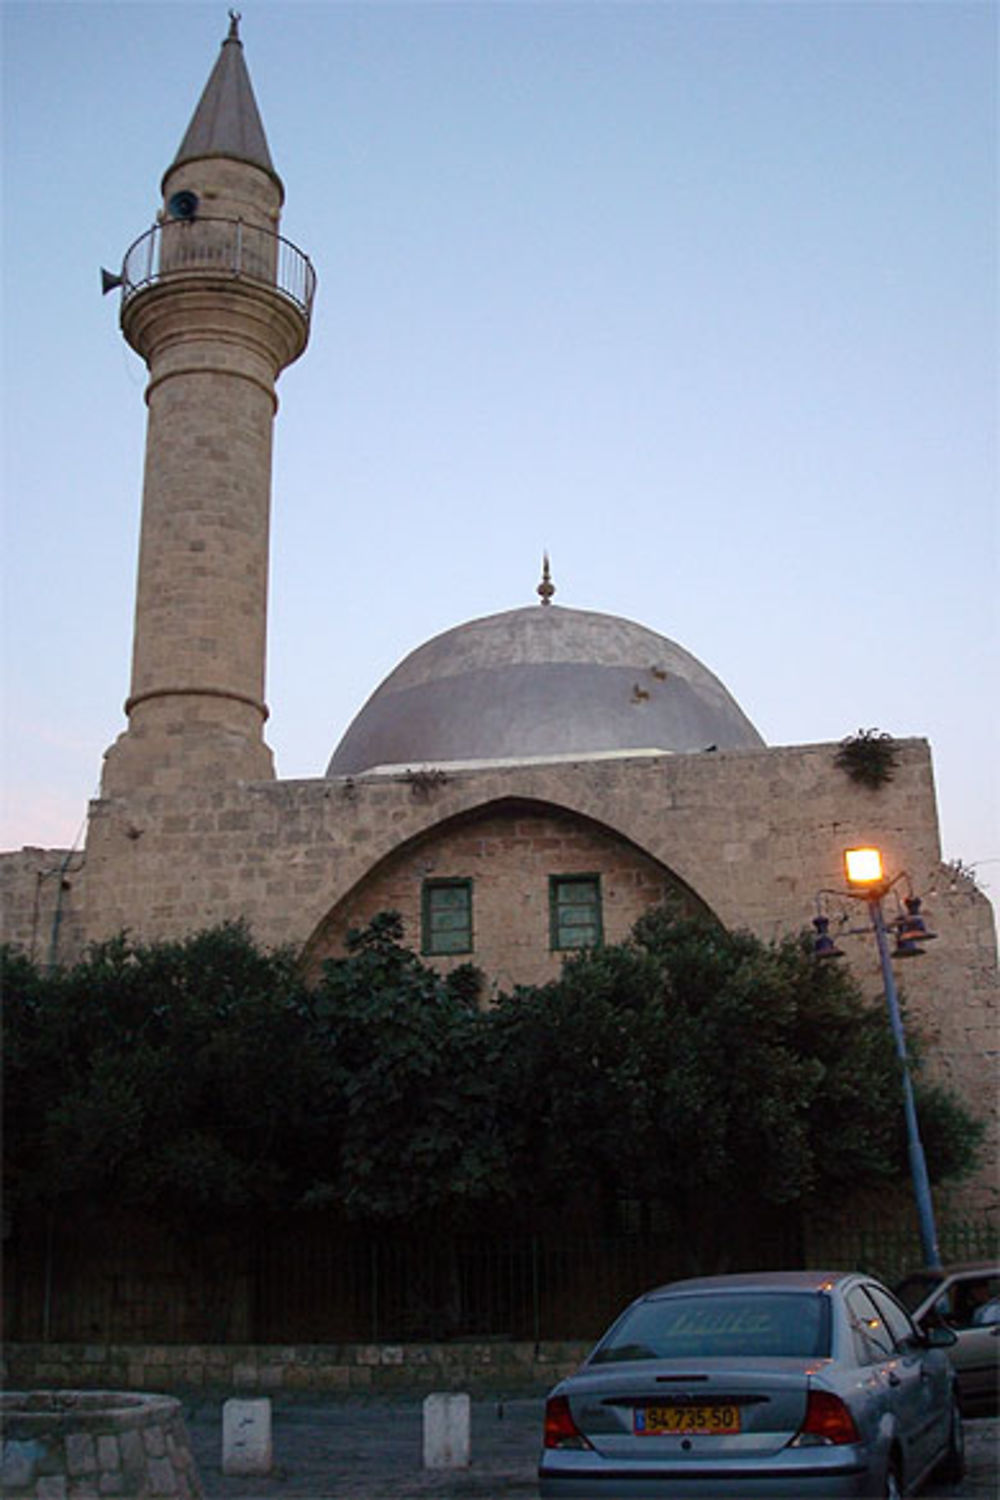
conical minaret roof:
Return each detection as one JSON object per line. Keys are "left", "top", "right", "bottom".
{"left": 167, "top": 13, "right": 280, "bottom": 193}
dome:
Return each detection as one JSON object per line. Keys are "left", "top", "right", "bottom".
{"left": 327, "top": 604, "right": 763, "bottom": 776}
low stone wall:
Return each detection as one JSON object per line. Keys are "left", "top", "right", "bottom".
{"left": 0, "top": 1390, "right": 203, "bottom": 1499}
{"left": 2, "top": 1342, "right": 588, "bottom": 1396}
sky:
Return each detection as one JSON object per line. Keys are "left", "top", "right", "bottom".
{"left": 2, "top": 0, "right": 997, "bottom": 915}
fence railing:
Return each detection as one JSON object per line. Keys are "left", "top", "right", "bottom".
{"left": 5, "top": 1219, "right": 996, "bottom": 1347}
{"left": 803, "top": 1218, "right": 1000, "bottom": 1288}
{"left": 119, "top": 218, "right": 316, "bottom": 317}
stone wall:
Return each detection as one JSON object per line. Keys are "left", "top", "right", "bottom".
{"left": 0, "top": 847, "right": 86, "bottom": 968}
{"left": 2, "top": 1343, "right": 587, "bottom": 1398}
{"left": 1, "top": 737, "right": 996, "bottom": 1215}
{"left": 76, "top": 739, "right": 951, "bottom": 955}
{"left": 303, "top": 798, "right": 706, "bottom": 988}
{"left": 0, "top": 1391, "right": 202, "bottom": 1499}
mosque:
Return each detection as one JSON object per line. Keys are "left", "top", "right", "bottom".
{"left": 2, "top": 19, "right": 996, "bottom": 1215}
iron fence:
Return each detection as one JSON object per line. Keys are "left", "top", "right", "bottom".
{"left": 803, "top": 1218, "right": 1000, "bottom": 1288}
{"left": 5, "top": 1218, "right": 996, "bottom": 1347}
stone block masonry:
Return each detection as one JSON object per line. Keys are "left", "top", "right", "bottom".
{"left": 2, "top": 1344, "right": 588, "bottom": 1399}
{"left": 81, "top": 740, "right": 950, "bottom": 965}
{"left": 0, "top": 847, "right": 86, "bottom": 966}
{"left": 0, "top": 1391, "right": 203, "bottom": 1499}
{"left": 1, "top": 738, "right": 997, "bottom": 1217}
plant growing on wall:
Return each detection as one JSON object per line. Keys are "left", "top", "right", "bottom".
{"left": 834, "top": 728, "right": 899, "bottom": 789}
{"left": 405, "top": 767, "right": 449, "bottom": 799}
{"left": 942, "top": 857, "right": 984, "bottom": 893}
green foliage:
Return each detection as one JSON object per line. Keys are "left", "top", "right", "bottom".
{"left": 488, "top": 907, "right": 981, "bottom": 1246}
{"left": 834, "top": 728, "right": 900, "bottom": 789}
{"left": 305, "top": 913, "right": 504, "bottom": 1225}
{"left": 487, "top": 940, "right": 667, "bottom": 1228}
{"left": 2, "top": 925, "right": 322, "bottom": 1229}
{"left": 2, "top": 908, "right": 982, "bottom": 1247}
{"left": 909, "top": 1080, "right": 985, "bottom": 1184}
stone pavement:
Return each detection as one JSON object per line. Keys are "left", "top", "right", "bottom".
{"left": 187, "top": 1395, "right": 541, "bottom": 1498}
{"left": 181, "top": 1395, "right": 997, "bottom": 1500}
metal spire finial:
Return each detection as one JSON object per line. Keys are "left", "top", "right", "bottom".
{"left": 227, "top": 10, "right": 242, "bottom": 41}
{"left": 537, "top": 553, "right": 555, "bottom": 606}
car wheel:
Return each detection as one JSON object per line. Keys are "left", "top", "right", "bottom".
{"left": 934, "top": 1396, "right": 966, "bottom": 1483}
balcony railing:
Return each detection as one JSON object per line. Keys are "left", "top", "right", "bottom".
{"left": 120, "top": 218, "right": 316, "bottom": 318}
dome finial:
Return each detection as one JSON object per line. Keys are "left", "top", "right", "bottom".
{"left": 537, "top": 553, "right": 556, "bottom": 606}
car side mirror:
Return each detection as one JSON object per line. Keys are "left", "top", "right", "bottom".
{"left": 924, "top": 1325, "right": 958, "bottom": 1348}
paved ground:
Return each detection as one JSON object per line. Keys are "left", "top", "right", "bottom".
{"left": 182, "top": 1394, "right": 998, "bottom": 1499}
{"left": 187, "top": 1394, "right": 539, "bottom": 1498}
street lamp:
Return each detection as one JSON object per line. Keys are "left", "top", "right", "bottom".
{"left": 814, "top": 846, "right": 942, "bottom": 1270}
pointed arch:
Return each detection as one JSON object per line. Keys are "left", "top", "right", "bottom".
{"left": 300, "top": 795, "right": 718, "bottom": 989}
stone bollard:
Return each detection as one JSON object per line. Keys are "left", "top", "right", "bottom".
{"left": 222, "top": 1397, "right": 273, "bottom": 1477}
{"left": 422, "top": 1392, "right": 471, "bottom": 1470}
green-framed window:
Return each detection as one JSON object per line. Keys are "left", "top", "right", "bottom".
{"left": 549, "top": 874, "right": 603, "bottom": 951}
{"left": 422, "top": 878, "right": 474, "bottom": 955}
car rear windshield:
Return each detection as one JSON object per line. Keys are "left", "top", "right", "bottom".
{"left": 592, "top": 1291, "right": 831, "bottom": 1363}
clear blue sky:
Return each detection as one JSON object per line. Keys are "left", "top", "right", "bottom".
{"left": 2, "top": 1, "right": 997, "bottom": 912}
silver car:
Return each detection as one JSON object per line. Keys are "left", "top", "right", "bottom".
{"left": 895, "top": 1261, "right": 1000, "bottom": 1413}
{"left": 538, "top": 1269, "right": 963, "bottom": 1498}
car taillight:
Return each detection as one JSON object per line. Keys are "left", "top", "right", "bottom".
{"left": 543, "top": 1394, "right": 593, "bottom": 1450}
{"left": 791, "top": 1389, "right": 860, "bottom": 1447}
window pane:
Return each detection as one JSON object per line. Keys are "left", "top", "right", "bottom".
{"left": 865, "top": 1286, "right": 917, "bottom": 1350}
{"left": 423, "top": 881, "right": 472, "bottom": 955}
{"left": 431, "top": 928, "right": 470, "bottom": 954}
{"left": 895, "top": 1273, "right": 942, "bottom": 1313}
{"left": 432, "top": 887, "right": 467, "bottom": 910}
{"left": 592, "top": 1293, "right": 830, "bottom": 1362}
{"left": 551, "top": 876, "right": 601, "bottom": 949}
{"left": 953, "top": 1276, "right": 1000, "bottom": 1327}
{"left": 846, "top": 1288, "right": 895, "bottom": 1361}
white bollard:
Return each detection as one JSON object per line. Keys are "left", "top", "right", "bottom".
{"left": 422, "top": 1391, "right": 471, "bottom": 1470}
{"left": 222, "top": 1397, "right": 273, "bottom": 1476}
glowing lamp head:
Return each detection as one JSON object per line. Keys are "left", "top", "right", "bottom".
{"left": 845, "top": 847, "right": 884, "bottom": 888}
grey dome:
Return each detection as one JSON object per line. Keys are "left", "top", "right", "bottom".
{"left": 327, "top": 605, "right": 764, "bottom": 776}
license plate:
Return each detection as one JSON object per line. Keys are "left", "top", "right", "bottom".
{"left": 635, "top": 1404, "right": 741, "bottom": 1436}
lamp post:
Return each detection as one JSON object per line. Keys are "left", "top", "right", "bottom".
{"left": 820, "top": 848, "right": 942, "bottom": 1270}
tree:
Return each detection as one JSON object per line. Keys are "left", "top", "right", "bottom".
{"left": 2, "top": 924, "right": 324, "bottom": 1234}
{"left": 304, "top": 913, "right": 508, "bottom": 1226}
{"left": 487, "top": 939, "right": 666, "bottom": 1231}
{"left": 489, "top": 908, "right": 983, "bottom": 1260}
{"left": 3, "top": 907, "right": 981, "bottom": 1258}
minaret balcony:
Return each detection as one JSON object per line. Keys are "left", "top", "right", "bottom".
{"left": 119, "top": 218, "right": 316, "bottom": 320}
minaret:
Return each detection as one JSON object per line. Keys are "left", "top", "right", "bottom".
{"left": 102, "top": 14, "right": 314, "bottom": 796}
